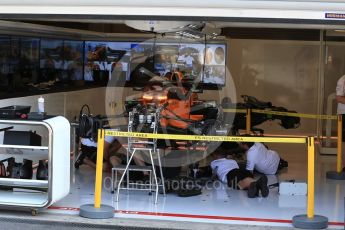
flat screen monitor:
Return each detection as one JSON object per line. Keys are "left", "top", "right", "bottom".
{"left": 129, "top": 43, "right": 155, "bottom": 85}
{"left": 201, "top": 44, "right": 226, "bottom": 86}
{"left": 153, "top": 42, "right": 226, "bottom": 87}
{"left": 84, "top": 41, "right": 131, "bottom": 84}
{"left": 83, "top": 40, "right": 226, "bottom": 88}
{"left": 40, "top": 39, "right": 83, "bottom": 83}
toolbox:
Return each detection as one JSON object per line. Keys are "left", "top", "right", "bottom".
{"left": 3, "top": 130, "right": 42, "bottom": 146}
{"left": 0, "top": 106, "right": 31, "bottom": 119}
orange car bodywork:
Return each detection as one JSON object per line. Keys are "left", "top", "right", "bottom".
{"left": 142, "top": 91, "right": 168, "bottom": 106}
{"left": 141, "top": 71, "right": 203, "bottom": 129}
{"left": 160, "top": 98, "right": 203, "bottom": 129}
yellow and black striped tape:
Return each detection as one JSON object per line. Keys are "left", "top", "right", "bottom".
{"left": 104, "top": 130, "right": 307, "bottom": 144}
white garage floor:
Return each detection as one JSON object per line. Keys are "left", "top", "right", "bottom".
{"left": 46, "top": 143, "right": 345, "bottom": 229}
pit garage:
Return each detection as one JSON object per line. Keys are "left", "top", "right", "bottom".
{"left": 0, "top": 1, "right": 343, "bottom": 229}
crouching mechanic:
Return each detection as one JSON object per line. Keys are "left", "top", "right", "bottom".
{"left": 75, "top": 136, "right": 122, "bottom": 169}
{"left": 210, "top": 147, "right": 269, "bottom": 198}
{"left": 240, "top": 142, "right": 288, "bottom": 175}
{"left": 75, "top": 136, "right": 147, "bottom": 172}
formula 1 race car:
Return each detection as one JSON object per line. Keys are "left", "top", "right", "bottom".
{"left": 124, "top": 72, "right": 221, "bottom": 138}
{"left": 124, "top": 71, "right": 300, "bottom": 138}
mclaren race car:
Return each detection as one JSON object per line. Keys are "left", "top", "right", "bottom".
{"left": 124, "top": 71, "right": 301, "bottom": 144}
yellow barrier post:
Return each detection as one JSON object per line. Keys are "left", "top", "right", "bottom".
{"left": 293, "top": 136, "right": 328, "bottom": 229}
{"left": 337, "top": 115, "right": 342, "bottom": 173}
{"left": 246, "top": 108, "right": 251, "bottom": 134}
{"left": 79, "top": 129, "right": 114, "bottom": 219}
{"left": 94, "top": 129, "right": 105, "bottom": 208}
{"left": 326, "top": 115, "right": 345, "bottom": 180}
{"left": 307, "top": 137, "right": 315, "bottom": 219}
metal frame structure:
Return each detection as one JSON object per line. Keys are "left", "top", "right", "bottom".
{"left": 114, "top": 109, "right": 165, "bottom": 204}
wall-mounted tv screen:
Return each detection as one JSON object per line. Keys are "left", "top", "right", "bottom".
{"left": 64, "top": 40, "right": 83, "bottom": 81}
{"left": 153, "top": 42, "right": 226, "bottom": 86}
{"left": 40, "top": 39, "right": 83, "bottom": 83}
{"left": 202, "top": 44, "right": 226, "bottom": 85}
{"left": 129, "top": 43, "right": 154, "bottom": 85}
{"left": 0, "top": 34, "right": 228, "bottom": 100}
{"left": 40, "top": 40, "right": 63, "bottom": 84}
{"left": 83, "top": 40, "right": 226, "bottom": 88}
{"left": 84, "top": 41, "right": 131, "bottom": 85}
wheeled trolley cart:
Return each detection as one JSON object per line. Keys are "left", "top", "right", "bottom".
{"left": 0, "top": 116, "right": 70, "bottom": 214}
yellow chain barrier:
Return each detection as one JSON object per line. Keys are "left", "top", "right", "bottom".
{"left": 251, "top": 109, "right": 337, "bottom": 120}
{"left": 105, "top": 130, "right": 307, "bottom": 144}
{"left": 223, "top": 108, "right": 247, "bottom": 113}
{"left": 223, "top": 108, "right": 337, "bottom": 120}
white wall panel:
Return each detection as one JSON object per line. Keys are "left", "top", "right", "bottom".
{"left": 65, "top": 88, "right": 106, "bottom": 120}
{"left": 228, "top": 39, "right": 320, "bottom": 135}
{"left": 0, "top": 88, "right": 106, "bottom": 121}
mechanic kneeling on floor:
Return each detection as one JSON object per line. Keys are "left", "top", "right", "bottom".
{"left": 210, "top": 146, "right": 269, "bottom": 198}
{"left": 75, "top": 136, "right": 122, "bottom": 170}
{"left": 240, "top": 141, "right": 288, "bottom": 175}
{"left": 75, "top": 136, "right": 148, "bottom": 175}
